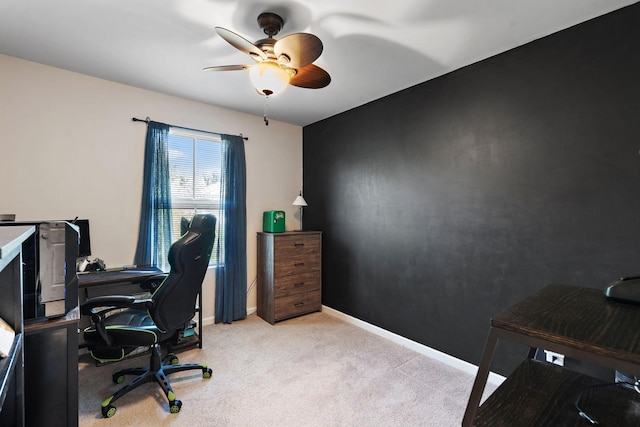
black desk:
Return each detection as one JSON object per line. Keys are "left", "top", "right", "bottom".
{"left": 78, "top": 266, "right": 163, "bottom": 288}
{"left": 1, "top": 227, "right": 80, "bottom": 427}
{"left": 24, "top": 307, "right": 79, "bottom": 427}
{"left": 463, "top": 284, "right": 640, "bottom": 426}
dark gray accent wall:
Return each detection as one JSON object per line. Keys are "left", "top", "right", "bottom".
{"left": 303, "top": 3, "right": 640, "bottom": 375}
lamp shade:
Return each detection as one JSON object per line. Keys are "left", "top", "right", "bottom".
{"left": 292, "top": 194, "right": 308, "bottom": 207}
{"left": 249, "top": 62, "right": 290, "bottom": 96}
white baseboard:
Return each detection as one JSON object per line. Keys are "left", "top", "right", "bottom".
{"left": 321, "top": 305, "right": 505, "bottom": 387}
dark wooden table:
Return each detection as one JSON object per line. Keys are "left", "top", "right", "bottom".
{"left": 463, "top": 284, "right": 640, "bottom": 426}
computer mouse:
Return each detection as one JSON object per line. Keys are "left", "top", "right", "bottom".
{"left": 605, "top": 276, "right": 640, "bottom": 304}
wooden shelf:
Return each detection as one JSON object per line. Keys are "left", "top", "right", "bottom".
{"left": 0, "top": 334, "right": 22, "bottom": 409}
{"left": 0, "top": 225, "right": 34, "bottom": 426}
{"left": 475, "top": 359, "right": 640, "bottom": 426}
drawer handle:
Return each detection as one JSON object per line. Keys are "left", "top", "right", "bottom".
{"left": 294, "top": 302, "right": 305, "bottom": 307}
{"left": 294, "top": 243, "right": 305, "bottom": 247}
{"left": 294, "top": 262, "right": 305, "bottom": 267}
{"left": 294, "top": 282, "right": 305, "bottom": 287}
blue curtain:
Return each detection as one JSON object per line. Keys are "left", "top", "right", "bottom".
{"left": 215, "top": 134, "right": 247, "bottom": 323}
{"left": 133, "top": 121, "right": 173, "bottom": 272}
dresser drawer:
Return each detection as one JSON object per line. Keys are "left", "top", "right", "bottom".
{"left": 274, "top": 272, "right": 321, "bottom": 298}
{"left": 274, "top": 234, "right": 321, "bottom": 258}
{"left": 274, "top": 292, "right": 321, "bottom": 321}
{"left": 274, "top": 252, "right": 321, "bottom": 278}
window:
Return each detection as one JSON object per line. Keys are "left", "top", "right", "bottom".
{"left": 167, "top": 128, "right": 223, "bottom": 263}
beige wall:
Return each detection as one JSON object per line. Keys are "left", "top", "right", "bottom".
{"left": 0, "top": 53, "right": 303, "bottom": 323}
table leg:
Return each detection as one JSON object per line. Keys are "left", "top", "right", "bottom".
{"left": 462, "top": 328, "right": 498, "bottom": 426}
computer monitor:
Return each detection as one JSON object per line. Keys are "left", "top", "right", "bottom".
{"left": 68, "top": 218, "right": 91, "bottom": 258}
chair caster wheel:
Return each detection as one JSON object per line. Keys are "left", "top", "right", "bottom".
{"left": 167, "top": 353, "right": 179, "bottom": 365}
{"left": 102, "top": 404, "right": 117, "bottom": 418}
{"left": 203, "top": 367, "right": 213, "bottom": 378}
{"left": 170, "top": 399, "right": 182, "bottom": 413}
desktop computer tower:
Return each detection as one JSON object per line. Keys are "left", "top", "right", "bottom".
{"left": 38, "top": 221, "right": 79, "bottom": 317}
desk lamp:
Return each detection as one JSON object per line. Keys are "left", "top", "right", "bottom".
{"left": 292, "top": 192, "right": 308, "bottom": 231}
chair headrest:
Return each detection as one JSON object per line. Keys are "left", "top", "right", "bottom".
{"left": 188, "top": 213, "right": 216, "bottom": 233}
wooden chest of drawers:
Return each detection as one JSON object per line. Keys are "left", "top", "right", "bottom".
{"left": 257, "top": 231, "right": 322, "bottom": 324}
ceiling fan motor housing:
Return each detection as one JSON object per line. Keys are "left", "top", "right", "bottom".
{"left": 258, "top": 12, "right": 284, "bottom": 37}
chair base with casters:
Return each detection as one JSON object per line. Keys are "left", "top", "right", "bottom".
{"left": 100, "top": 343, "right": 212, "bottom": 418}
{"left": 83, "top": 302, "right": 214, "bottom": 418}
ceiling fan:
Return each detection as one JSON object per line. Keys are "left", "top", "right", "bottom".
{"left": 204, "top": 12, "right": 331, "bottom": 99}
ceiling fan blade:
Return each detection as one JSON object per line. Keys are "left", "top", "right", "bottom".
{"left": 290, "top": 64, "right": 331, "bottom": 89}
{"left": 274, "top": 33, "right": 323, "bottom": 68}
{"left": 203, "top": 65, "right": 249, "bottom": 71}
{"left": 215, "top": 27, "right": 267, "bottom": 61}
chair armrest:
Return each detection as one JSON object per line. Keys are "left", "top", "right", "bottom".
{"left": 80, "top": 295, "right": 154, "bottom": 347}
{"left": 81, "top": 295, "right": 154, "bottom": 316}
{"left": 81, "top": 295, "right": 137, "bottom": 315}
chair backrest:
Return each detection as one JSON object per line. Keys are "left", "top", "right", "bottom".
{"left": 149, "top": 213, "right": 216, "bottom": 332}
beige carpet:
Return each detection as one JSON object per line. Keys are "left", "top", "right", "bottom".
{"left": 78, "top": 311, "right": 495, "bottom": 426}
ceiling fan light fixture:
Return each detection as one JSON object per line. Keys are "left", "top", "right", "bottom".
{"left": 208, "top": 12, "right": 330, "bottom": 101}
{"left": 277, "top": 53, "right": 291, "bottom": 64}
{"left": 249, "top": 62, "right": 290, "bottom": 96}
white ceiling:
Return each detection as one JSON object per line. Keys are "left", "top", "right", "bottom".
{"left": 0, "top": 0, "right": 636, "bottom": 127}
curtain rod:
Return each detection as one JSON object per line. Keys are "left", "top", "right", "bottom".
{"left": 132, "top": 117, "right": 248, "bottom": 141}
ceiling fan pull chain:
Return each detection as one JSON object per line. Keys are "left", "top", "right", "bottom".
{"left": 263, "top": 95, "right": 270, "bottom": 126}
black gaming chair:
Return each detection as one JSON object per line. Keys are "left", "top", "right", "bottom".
{"left": 81, "top": 213, "right": 216, "bottom": 418}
